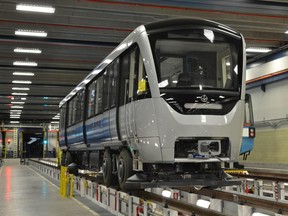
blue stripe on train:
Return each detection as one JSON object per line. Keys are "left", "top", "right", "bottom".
{"left": 67, "top": 124, "right": 83, "bottom": 145}
{"left": 66, "top": 116, "right": 111, "bottom": 146}
{"left": 86, "top": 116, "right": 111, "bottom": 144}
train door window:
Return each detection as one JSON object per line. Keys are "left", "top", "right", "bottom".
{"left": 128, "top": 49, "right": 139, "bottom": 102}
{"left": 67, "top": 101, "right": 72, "bottom": 126}
{"left": 69, "top": 96, "right": 76, "bottom": 125}
{"left": 244, "top": 94, "right": 254, "bottom": 126}
{"left": 95, "top": 76, "right": 103, "bottom": 115}
{"left": 109, "top": 59, "right": 119, "bottom": 108}
{"left": 60, "top": 104, "right": 66, "bottom": 130}
{"left": 137, "top": 52, "right": 151, "bottom": 99}
{"left": 77, "top": 89, "right": 85, "bottom": 122}
{"left": 103, "top": 70, "right": 110, "bottom": 110}
{"left": 87, "top": 80, "right": 96, "bottom": 118}
{"left": 119, "top": 51, "right": 130, "bottom": 106}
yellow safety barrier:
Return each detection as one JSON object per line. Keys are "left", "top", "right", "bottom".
{"left": 60, "top": 166, "right": 74, "bottom": 198}
{"left": 69, "top": 174, "right": 74, "bottom": 198}
{"left": 60, "top": 166, "right": 68, "bottom": 197}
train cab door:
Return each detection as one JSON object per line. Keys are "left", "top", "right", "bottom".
{"left": 118, "top": 48, "right": 138, "bottom": 141}
{"left": 241, "top": 93, "right": 255, "bottom": 158}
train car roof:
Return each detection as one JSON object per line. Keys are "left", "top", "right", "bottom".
{"left": 145, "top": 18, "right": 241, "bottom": 37}
{"left": 59, "top": 18, "right": 241, "bottom": 108}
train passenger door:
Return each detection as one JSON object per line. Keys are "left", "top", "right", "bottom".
{"left": 118, "top": 48, "right": 138, "bottom": 140}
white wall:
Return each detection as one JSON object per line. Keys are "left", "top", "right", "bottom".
{"left": 247, "top": 78, "right": 288, "bottom": 123}
{"left": 246, "top": 56, "right": 288, "bottom": 81}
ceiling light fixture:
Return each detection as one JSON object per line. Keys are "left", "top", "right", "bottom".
{"left": 10, "top": 109, "right": 22, "bottom": 112}
{"left": 51, "top": 121, "right": 59, "bottom": 124}
{"left": 12, "top": 87, "right": 30, "bottom": 91}
{"left": 12, "top": 92, "right": 28, "bottom": 96}
{"left": 15, "top": 29, "right": 47, "bottom": 37}
{"left": 10, "top": 116, "right": 21, "bottom": 119}
{"left": 285, "top": 30, "right": 288, "bottom": 34}
{"left": 13, "top": 61, "right": 37, "bottom": 66}
{"left": 13, "top": 72, "right": 35, "bottom": 76}
{"left": 16, "top": 4, "right": 55, "bottom": 13}
{"left": 10, "top": 121, "right": 20, "bottom": 124}
{"left": 11, "top": 106, "right": 23, "bottom": 109}
{"left": 10, "top": 115, "right": 21, "bottom": 117}
{"left": 14, "top": 48, "right": 42, "bottom": 54}
{"left": 246, "top": 47, "right": 271, "bottom": 53}
{"left": 12, "top": 80, "right": 32, "bottom": 84}
{"left": 21, "top": 98, "right": 27, "bottom": 100}
{"left": 11, "top": 101, "right": 25, "bottom": 104}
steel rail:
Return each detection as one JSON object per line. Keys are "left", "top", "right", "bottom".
{"left": 179, "top": 187, "right": 288, "bottom": 214}
{"left": 232, "top": 171, "right": 288, "bottom": 182}
{"left": 132, "top": 190, "right": 227, "bottom": 216}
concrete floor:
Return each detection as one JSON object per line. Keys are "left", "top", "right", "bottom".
{"left": 0, "top": 159, "right": 105, "bottom": 216}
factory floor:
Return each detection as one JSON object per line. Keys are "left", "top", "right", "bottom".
{"left": 0, "top": 159, "right": 110, "bottom": 216}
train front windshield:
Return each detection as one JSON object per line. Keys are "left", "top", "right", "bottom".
{"left": 149, "top": 27, "right": 243, "bottom": 115}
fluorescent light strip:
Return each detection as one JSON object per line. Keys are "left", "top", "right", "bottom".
{"left": 10, "top": 121, "right": 20, "bottom": 124}
{"left": 13, "top": 61, "right": 37, "bottom": 66}
{"left": 10, "top": 116, "right": 20, "bottom": 119}
{"left": 14, "top": 48, "right": 42, "bottom": 54}
{"left": 11, "top": 101, "right": 25, "bottom": 104}
{"left": 21, "top": 98, "right": 27, "bottom": 100}
{"left": 11, "top": 106, "right": 23, "bottom": 109}
{"left": 12, "top": 87, "right": 30, "bottom": 91}
{"left": 16, "top": 4, "right": 55, "bottom": 14}
{"left": 13, "top": 72, "right": 35, "bottom": 76}
{"left": 51, "top": 121, "right": 59, "bottom": 124}
{"left": 12, "top": 92, "right": 28, "bottom": 96}
{"left": 10, "top": 115, "right": 21, "bottom": 117}
{"left": 10, "top": 110, "right": 22, "bottom": 112}
{"left": 12, "top": 80, "right": 32, "bottom": 84}
{"left": 15, "top": 30, "right": 47, "bottom": 37}
{"left": 246, "top": 47, "right": 271, "bottom": 53}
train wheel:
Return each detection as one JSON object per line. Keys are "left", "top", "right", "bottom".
{"left": 103, "top": 149, "right": 115, "bottom": 187}
{"left": 118, "top": 148, "right": 133, "bottom": 190}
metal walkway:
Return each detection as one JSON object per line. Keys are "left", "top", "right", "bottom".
{"left": 0, "top": 159, "right": 109, "bottom": 216}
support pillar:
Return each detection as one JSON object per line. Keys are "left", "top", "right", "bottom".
{"left": 210, "top": 198, "right": 222, "bottom": 212}
{"left": 238, "top": 205, "right": 252, "bottom": 216}
{"left": 187, "top": 193, "right": 198, "bottom": 205}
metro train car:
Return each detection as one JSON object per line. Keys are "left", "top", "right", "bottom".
{"left": 59, "top": 18, "right": 246, "bottom": 190}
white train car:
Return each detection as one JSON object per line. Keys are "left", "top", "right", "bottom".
{"left": 59, "top": 18, "right": 246, "bottom": 190}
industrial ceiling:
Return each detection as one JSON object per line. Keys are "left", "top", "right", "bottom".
{"left": 0, "top": 0, "right": 288, "bottom": 126}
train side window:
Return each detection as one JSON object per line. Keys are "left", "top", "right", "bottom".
{"left": 128, "top": 49, "right": 138, "bottom": 102}
{"left": 68, "top": 96, "right": 76, "bottom": 125}
{"left": 78, "top": 89, "right": 85, "bottom": 121}
{"left": 103, "top": 70, "right": 110, "bottom": 110}
{"left": 119, "top": 52, "right": 130, "bottom": 106}
{"left": 137, "top": 52, "right": 151, "bottom": 99}
{"left": 60, "top": 104, "right": 66, "bottom": 130}
{"left": 87, "top": 80, "right": 96, "bottom": 118}
{"left": 95, "top": 76, "right": 103, "bottom": 114}
{"left": 67, "top": 101, "right": 72, "bottom": 126}
{"left": 109, "top": 59, "right": 119, "bottom": 108}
